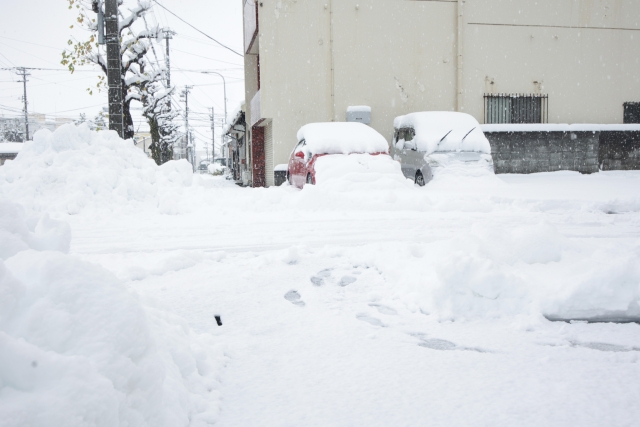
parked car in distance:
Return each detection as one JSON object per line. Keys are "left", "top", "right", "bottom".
{"left": 197, "top": 162, "right": 209, "bottom": 174}
{"left": 287, "top": 122, "right": 394, "bottom": 189}
{"left": 391, "top": 112, "right": 493, "bottom": 186}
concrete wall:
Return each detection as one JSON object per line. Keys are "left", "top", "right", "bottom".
{"left": 486, "top": 131, "right": 599, "bottom": 174}
{"left": 599, "top": 131, "right": 640, "bottom": 170}
{"left": 486, "top": 130, "right": 640, "bottom": 174}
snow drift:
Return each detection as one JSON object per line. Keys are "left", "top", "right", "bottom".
{"left": 0, "top": 200, "right": 223, "bottom": 427}
{"left": 0, "top": 125, "right": 203, "bottom": 215}
{"left": 313, "top": 154, "right": 412, "bottom": 191}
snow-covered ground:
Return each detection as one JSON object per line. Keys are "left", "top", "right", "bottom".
{"left": 1, "top": 125, "right": 640, "bottom": 426}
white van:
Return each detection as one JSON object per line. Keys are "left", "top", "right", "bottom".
{"left": 390, "top": 112, "right": 494, "bottom": 186}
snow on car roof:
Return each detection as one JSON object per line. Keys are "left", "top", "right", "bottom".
{"left": 296, "top": 122, "right": 388, "bottom": 155}
{"left": 393, "top": 112, "right": 490, "bottom": 155}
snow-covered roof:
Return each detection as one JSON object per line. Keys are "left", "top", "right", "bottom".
{"left": 0, "top": 142, "right": 24, "bottom": 155}
{"left": 223, "top": 102, "right": 246, "bottom": 135}
{"left": 481, "top": 124, "right": 640, "bottom": 132}
{"left": 296, "top": 122, "right": 388, "bottom": 155}
{"left": 394, "top": 112, "right": 490, "bottom": 155}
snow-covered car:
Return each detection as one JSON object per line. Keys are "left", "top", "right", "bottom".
{"left": 287, "top": 122, "right": 397, "bottom": 189}
{"left": 391, "top": 112, "right": 494, "bottom": 186}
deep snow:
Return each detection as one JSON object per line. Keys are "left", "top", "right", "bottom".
{"left": 1, "top": 125, "right": 640, "bottom": 426}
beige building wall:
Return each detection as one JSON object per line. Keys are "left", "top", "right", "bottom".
{"left": 463, "top": 0, "right": 640, "bottom": 123}
{"left": 244, "top": 0, "right": 640, "bottom": 185}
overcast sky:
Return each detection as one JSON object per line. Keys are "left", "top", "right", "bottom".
{"left": 0, "top": 0, "right": 244, "bottom": 151}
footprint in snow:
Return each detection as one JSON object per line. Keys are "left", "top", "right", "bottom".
{"left": 368, "top": 303, "right": 398, "bottom": 315}
{"left": 414, "top": 335, "right": 487, "bottom": 353}
{"left": 310, "top": 269, "right": 333, "bottom": 286}
{"left": 356, "top": 313, "right": 384, "bottom": 327}
{"left": 570, "top": 341, "right": 640, "bottom": 352}
{"left": 418, "top": 338, "right": 458, "bottom": 351}
{"left": 339, "top": 276, "right": 357, "bottom": 287}
{"left": 284, "top": 290, "right": 305, "bottom": 307}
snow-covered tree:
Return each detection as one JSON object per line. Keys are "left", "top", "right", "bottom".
{"left": 142, "top": 82, "right": 180, "bottom": 164}
{"left": 74, "top": 111, "right": 108, "bottom": 131}
{"left": 0, "top": 119, "right": 24, "bottom": 142}
{"left": 61, "top": 0, "right": 178, "bottom": 160}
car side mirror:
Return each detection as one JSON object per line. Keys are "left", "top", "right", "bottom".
{"left": 295, "top": 151, "right": 304, "bottom": 159}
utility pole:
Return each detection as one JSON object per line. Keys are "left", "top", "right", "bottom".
{"left": 180, "top": 86, "right": 194, "bottom": 168}
{"left": 162, "top": 28, "right": 176, "bottom": 89}
{"left": 210, "top": 107, "right": 215, "bottom": 162}
{"left": 15, "top": 68, "right": 30, "bottom": 141}
{"left": 104, "top": 0, "right": 124, "bottom": 138}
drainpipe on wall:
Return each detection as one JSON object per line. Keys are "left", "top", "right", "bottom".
{"left": 329, "top": 0, "right": 335, "bottom": 122}
{"left": 457, "top": 0, "right": 464, "bottom": 112}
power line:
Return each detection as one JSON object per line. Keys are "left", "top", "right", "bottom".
{"left": 151, "top": 0, "right": 243, "bottom": 57}
{"left": 0, "top": 67, "right": 100, "bottom": 73}
{"left": 0, "top": 41, "right": 61, "bottom": 66}
{"left": 0, "top": 36, "right": 62, "bottom": 51}
{"left": 0, "top": 51, "right": 16, "bottom": 67}
{"left": 171, "top": 47, "right": 244, "bottom": 66}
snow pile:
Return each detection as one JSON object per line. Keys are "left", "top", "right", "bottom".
{"left": 394, "top": 112, "right": 491, "bottom": 154}
{"left": 0, "top": 125, "right": 201, "bottom": 215}
{"left": 0, "top": 143, "right": 24, "bottom": 155}
{"left": 296, "top": 122, "right": 389, "bottom": 156}
{"left": 355, "top": 223, "right": 640, "bottom": 322}
{"left": 312, "top": 154, "right": 412, "bottom": 191}
{"left": 0, "top": 200, "right": 223, "bottom": 427}
{"left": 0, "top": 200, "right": 71, "bottom": 260}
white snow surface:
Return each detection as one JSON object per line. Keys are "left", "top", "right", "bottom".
{"left": 313, "top": 154, "right": 412, "bottom": 191}
{"left": 482, "top": 123, "right": 640, "bottom": 132}
{"left": 2, "top": 124, "right": 640, "bottom": 426}
{"left": 296, "top": 122, "right": 389, "bottom": 155}
{"left": 394, "top": 112, "right": 491, "bottom": 154}
{"left": 0, "top": 125, "right": 210, "bottom": 215}
{"left": 0, "top": 143, "right": 23, "bottom": 155}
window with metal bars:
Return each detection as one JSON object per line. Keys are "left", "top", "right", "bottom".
{"left": 623, "top": 102, "right": 640, "bottom": 124}
{"left": 484, "top": 94, "right": 548, "bottom": 124}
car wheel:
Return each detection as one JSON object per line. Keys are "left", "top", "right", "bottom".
{"left": 306, "top": 173, "right": 314, "bottom": 185}
{"left": 287, "top": 171, "right": 292, "bottom": 185}
{"left": 415, "top": 171, "right": 426, "bottom": 187}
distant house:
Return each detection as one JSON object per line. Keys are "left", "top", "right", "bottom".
{"left": 0, "top": 142, "right": 24, "bottom": 166}
{"left": 224, "top": 107, "right": 248, "bottom": 184}
{"left": 241, "top": 0, "right": 640, "bottom": 186}
{"left": 134, "top": 133, "right": 153, "bottom": 157}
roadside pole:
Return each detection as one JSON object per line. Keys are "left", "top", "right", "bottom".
{"left": 16, "top": 68, "right": 30, "bottom": 141}
{"left": 105, "top": 0, "right": 124, "bottom": 138}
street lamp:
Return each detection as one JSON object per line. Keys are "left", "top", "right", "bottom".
{"left": 201, "top": 71, "right": 228, "bottom": 162}
{"left": 200, "top": 71, "right": 227, "bottom": 124}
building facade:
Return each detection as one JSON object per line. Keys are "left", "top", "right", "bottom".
{"left": 242, "top": 0, "right": 640, "bottom": 186}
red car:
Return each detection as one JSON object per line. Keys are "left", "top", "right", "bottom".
{"left": 287, "top": 122, "right": 391, "bottom": 189}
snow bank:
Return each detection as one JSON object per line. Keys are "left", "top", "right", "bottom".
{"left": 296, "top": 123, "right": 389, "bottom": 156}
{"left": 0, "top": 143, "right": 24, "bottom": 155}
{"left": 347, "top": 222, "right": 640, "bottom": 322}
{"left": 313, "top": 154, "right": 412, "bottom": 191}
{"left": 0, "top": 200, "right": 70, "bottom": 260}
{"left": 394, "top": 112, "right": 491, "bottom": 155}
{"left": 0, "top": 200, "right": 223, "bottom": 427}
{"left": 0, "top": 125, "right": 200, "bottom": 215}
